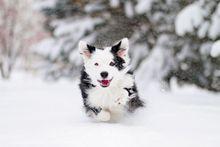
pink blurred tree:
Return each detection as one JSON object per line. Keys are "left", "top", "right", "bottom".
{"left": 0, "top": 0, "right": 46, "bottom": 79}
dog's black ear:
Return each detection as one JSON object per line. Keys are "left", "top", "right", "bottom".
{"left": 79, "top": 41, "right": 96, "bottom": 59}
{"left": 111, "top": 38, "right": 129, "bottom": 58}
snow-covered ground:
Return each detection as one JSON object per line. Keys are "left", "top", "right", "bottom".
{"left": 0, "top": 73, "right": 220, "bottom": 147}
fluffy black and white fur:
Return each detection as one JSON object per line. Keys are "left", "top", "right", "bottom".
{"left": 79, "top": 38, "right": 144, "bottom": 121}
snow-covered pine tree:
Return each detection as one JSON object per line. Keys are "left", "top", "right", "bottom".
{"left": 169, "top": 0, "right": 220, "bottom": 91}
{"left": 35, "top": 0, "right": 220, "bottom": 91}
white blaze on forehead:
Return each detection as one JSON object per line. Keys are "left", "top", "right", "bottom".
{"left": 90, "top": 47, "right": 113, "bottom": 64}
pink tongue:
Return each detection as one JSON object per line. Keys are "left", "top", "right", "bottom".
{"left": 101, "top": 80, "right": 109, "bottom": 85}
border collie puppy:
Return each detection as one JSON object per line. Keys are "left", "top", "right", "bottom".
{"left": 79, "top": 38, "right": 144, "bottom": 121}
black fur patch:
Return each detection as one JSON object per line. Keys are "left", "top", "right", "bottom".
{"left": 127, "top": 96, "right": 144, "bottom": 112}
{"left": 111, "top": 41, "right": 126, "bottom": 70}
{"left": 111, "top": 41, "right": 121, "bottom": 53}
{"left": 79, "top": 67, "right": 101, "bottom": 115}
{"left": 113, "top": 56, "right": 125, "bottom": 70}
{"left": 127, "top": 70, "right": 134, "bottom": 75}
{"left": 87, "top": 44, "right": 96, "bottom": 53}
{"left": 124, "top": 83, "right": 144, "bottom": 112}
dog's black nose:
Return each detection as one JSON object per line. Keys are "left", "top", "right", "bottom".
{"left": 100, "top": 71, "right": 108, "bottom": 78}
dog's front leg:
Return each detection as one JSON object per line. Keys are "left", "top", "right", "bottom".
{"left": 94, "top": 109, "right": 111, "bottom": 122}
{"left": 124, "top": 85, "right": 144, "bottom": 112}
{"left": 86, "top": 106, "right": 110, "bottom": 121}
{"left": 113, "top": 89, "right": 129, "bottom": 107}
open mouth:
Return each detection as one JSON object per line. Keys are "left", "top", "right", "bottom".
{"left": 98, "top": 78, "right": 113, "bottom": 87}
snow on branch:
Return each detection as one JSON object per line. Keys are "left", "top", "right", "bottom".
{"left": 211, "top": 40, "right": 220, "bottom": 57}
{"left": 175, "top": 2, "right": 205, "bottom": 36}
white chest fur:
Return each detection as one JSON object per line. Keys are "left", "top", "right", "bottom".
{"left": 87, "top": 74, "right": 134, "bottom": 112}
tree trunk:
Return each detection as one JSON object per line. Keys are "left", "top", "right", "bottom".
{"left": 0, "top": 62, "right": 11, "bottom": 79}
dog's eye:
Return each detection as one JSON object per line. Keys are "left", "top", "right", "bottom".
{"left": 94, "top": 63, "right": 99, "bottom": 66}
{"left": 109, "top": 61, "right": 115, "bottom": 66}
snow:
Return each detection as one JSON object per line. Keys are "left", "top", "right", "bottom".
{"left": 136, "top": 35, "right": 175, "bottom": 84}
{"left": 136, "top": 46, "right": 173, "bottom": 85}
{"left": 198, "top": 21, "right": 209, "bottom": 38}
{"left": 33, "top": 0, "right": 57, "bottom": 10}
{"left": 211, "top": 40, "right": 220, "bottom": 57}
{"left": 208, "top": 3, "right": 220, "bottom": 39}
{"left": 129, "top": 43, "right": 148, "bottom": 69}
{"left": 1, "top": 72, "right": 220, "bottom": 147}
{"left": 32, "top": 38, "right": 65, "bottom": 60}
{"left": 124, "top": 1, "right": 134, "bottom": 18}
{"left": 175, "top": 2, "right": 220, "bottom": 39}
{"left": 34, "top": 17, "right": 103, "bottom": 60}
{"left": 109, "top": 0, "right": 120, "bottom": 8}
{"left": 175, "top": 2, "right": 204, "bottom": 36}
{"left": 32, "top": 38, "right": 55, "bottom": 57}
{"left": 135, "top": 0, "right": 154, "bottom": 14}
{"left": 84, "top": 3, "right": 105, "bottom": 13}
{"left": 53, "top": 17, "right": 102, "bottom": 37}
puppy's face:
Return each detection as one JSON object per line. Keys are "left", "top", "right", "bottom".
{"left": 79, "top": 38, "right": 130, "bottom": 88}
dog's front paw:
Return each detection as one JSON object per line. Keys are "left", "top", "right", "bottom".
{"left": 114, "top": 90, "right": 129, "bottom": 107}
{"left": 95, "top": 110, "right": 111, "bottom": 122}
{"left": 114, "top": 97, "right": 127, "bottom": 106}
